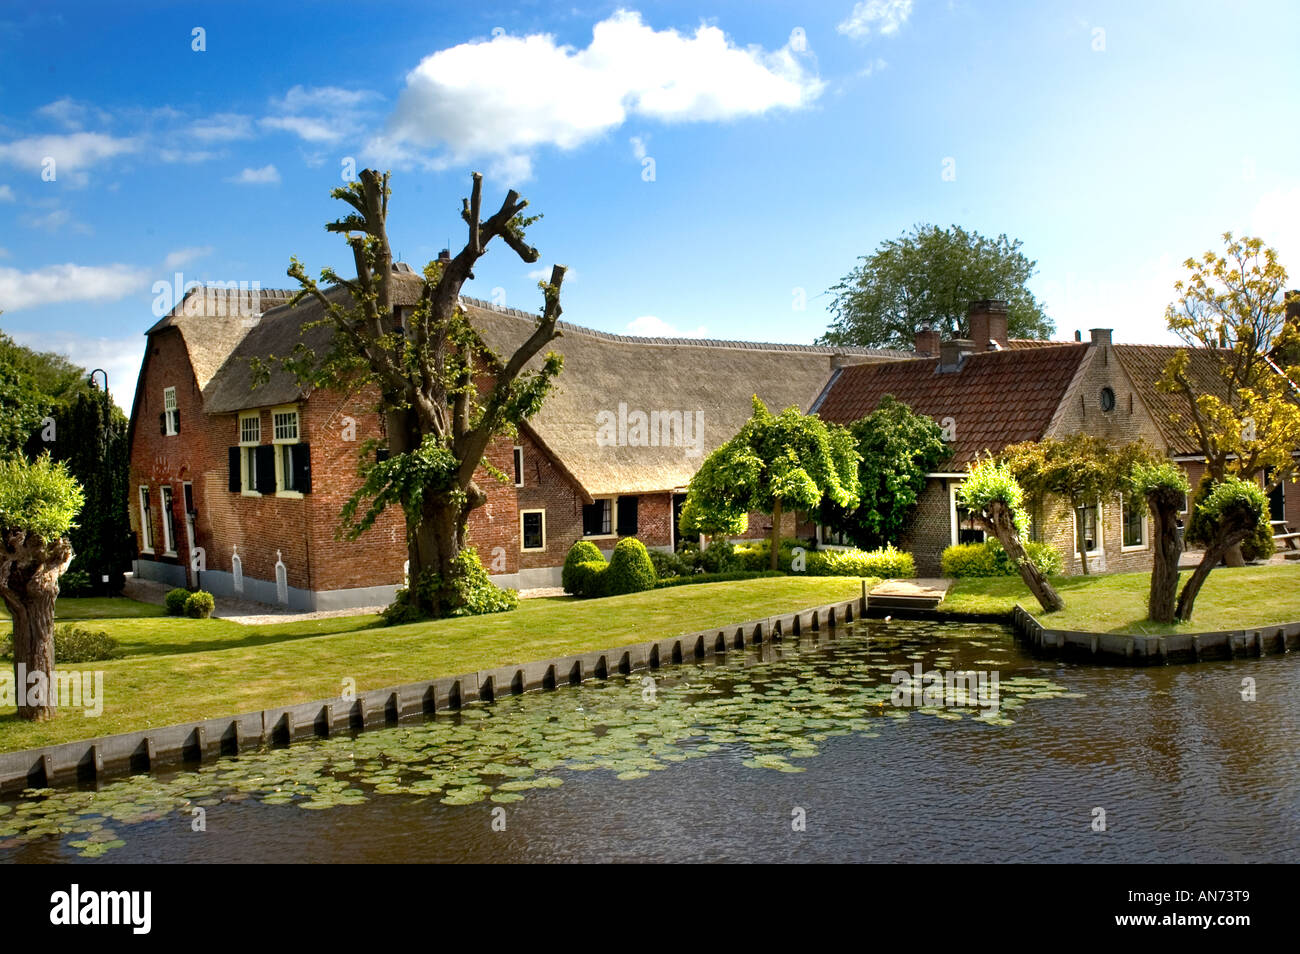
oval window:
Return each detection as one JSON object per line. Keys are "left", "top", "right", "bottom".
{"left": 1100, "top": 387, "right": 1116, "bottom": 411}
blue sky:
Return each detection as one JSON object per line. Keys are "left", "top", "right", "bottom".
{"left": 1, "top": 0, "right": 1297, "bottom": 409}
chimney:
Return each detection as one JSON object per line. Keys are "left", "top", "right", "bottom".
{"left": 914, "top": 321, "right": 940, "bottom": 356}
{"left": 1089, "top": 328, "right": 1113, "bottom": 347}
{"left": 437, "top": 249, "right": 452, "bottom": 263}
{"left": 938, "top": 338, "right": 974, "bottom": 372}
{"left": 968, "top": 299, "right": 1009, "bottom": 352}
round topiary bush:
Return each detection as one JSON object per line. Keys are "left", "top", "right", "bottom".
{"left": 562, "top": 540, "right": 606, "bottom": 594}
{"left": 567, "top": 560, "right": 608, "bottom": 598}
{"left": 164, "top": 587, "right": 190, "bottom": 616}
{"left": 184, "top": 590, "right": 215, "bottom": 618}
{"left": 604, "top": 538, "right": 657, "bottom": 596}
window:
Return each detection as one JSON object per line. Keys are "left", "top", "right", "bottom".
{"left": 238, "top": 412, "right": 262, "bottom": 495}
{"left": 520, "top": 510, "right": 546, "bottom": 551}
{"left": 160, "top": 485, "right": 177, "bottom": 555}
{"left": 617, "top": 495, "right": 639, "bottom": 536}
{"left": 1099, "top": 386, "right": 1116, "bottom": 412}
{"left": 950, "top": 481, "right": 986, "bottom": 545}
{"left": 138, "top": 486, "right": 154, "bottom": 553}
{"left": 1074, "top": 502, "right": 1102, "bottom": 554}
{"left": 513, "top": 446, "right": 524, "bottom": 487}
{"left": 818, "top": 524, "right": 852, "bottom": 547}
{"left": 582, "top": 499, "right": 613, "bottom": 537}
{"left": 272, "top": 406, "right": 309, "bottom": 495}
{"left": 162, "top": 387, "right": 179, "bottom": 435}
{"left": 1122, "top": 498, "right": 1146, "bottom": 549}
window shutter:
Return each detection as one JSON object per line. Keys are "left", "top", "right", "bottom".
{"left": 173, "top": 410, "right": 180, "bottom": 434}
{"left": 159, "top": 412, "right": 166, "bottom": 435}
{"left": 228, "top": 448, "right": 241, "bottom": 492}
{"left": 617, "top": 496, "right": 638, "bottom": 536}
{"left": 255, "top": 445, "right": 276, "bottom": 494}
{"left": 292, "top": 443, "right": 311, "bottom": 493}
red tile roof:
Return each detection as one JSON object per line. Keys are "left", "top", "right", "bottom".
{"left": 813, "top": 343, "right": 1088, "bottom": 466}
{"left": 1113, "top": 345, "right": 1233, "bottom": 456}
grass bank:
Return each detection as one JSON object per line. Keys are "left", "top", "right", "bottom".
{"left": 0, "top": 576, "right": 864, "bottom": 752}
{"left": 938, "top": 563, "right": 1300, "bottom": 635}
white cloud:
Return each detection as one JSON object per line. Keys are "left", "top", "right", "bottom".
{"left": 226, "top": 164, "right": 280, "bottom": 185}
{"left": 8, "top": 330, "right": 144, "bottom": 412}
{"left": 627, "top": 314, "right": 708, "bottom": 337}
{"left": 838, "top": 0, "right": 914, "bottom": 39}
{"left": 34, "top": 97, "right": 111, "bottom": 130}
{"left": 0, "top": 262, "right": 150, "bottom": 312}
{"left": 164, "top": 246, "right": 214, "bottom": 269}
{"left": 0, "top": 131, "right": 139, "bottom": 180}
{"left": 25, "top": 208, "right": 71, "bottom": 231}
{"left": 189, "top": 113, "right": 254, "bottom": 142}
{"left": 1251, "top": 185, "right": 1300, "bottom": 282}
{"left": 629, "top": 135, "right": 648, "bottom": 159}
{"left": 0, "top": 184, "right": 13, "bottom": 201}
{"left": 374, "top": 10, "right": 823, "bottom": 179}
{"left": 261, "top": 85, "right": 379, "bottom": 144}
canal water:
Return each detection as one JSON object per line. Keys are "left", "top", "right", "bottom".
{"left": 2, "top": 618, "right": 1297, "bottom": 863}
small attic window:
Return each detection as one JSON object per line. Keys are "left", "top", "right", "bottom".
{"left": 1100, "top": 387, "right": 1116, "bottom": 412}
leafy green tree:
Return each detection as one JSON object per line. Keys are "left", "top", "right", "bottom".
{"left": 1175, "top": 477, "right": 1267, "bottom": 621}
{"left": 818, "top": 395, "right": 949, "bottom": 548}
{"left": 1159, "top": 233, "right": 1300, "bottom": 570}
{"left": 956, "top": 459, "right": 1063, "bottom": 613}
{"left": 819, "top": 224, "right": 1055, "bottom": 349}
{"left": 1131, "top": 462, "right": 1190, "bottom": 623}
{"left": 1003, "top": 435, "right": 1156, "bottom": 575}
{"left": 268, "top": 169, "right": 566, "bottom": 619}
{"left": 681, "top": 397, "right": 861, "bottom": 570}
{"left": 0, "top": 453, "right": 85, "bottom": 720}
{"left": 24, "top": 387, "right": 133, "bottom": 595}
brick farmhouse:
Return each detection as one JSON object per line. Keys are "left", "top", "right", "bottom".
{"left": 127, "top": 280, "right": 1298, "bottom": 607}
{"left": 127, "top": 272, "right": 901, "bottom": 609}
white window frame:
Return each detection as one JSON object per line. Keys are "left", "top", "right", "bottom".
{"left": 239, "top": 411, "right": 262, "bottom": 497}
{"left": 272, "top": 405, "right": 303, "bottom": 498}
{"left": 138, "top": 485, "right": 154, "bottom": 554}
{"left": 949, "top": 481, "right": 986, "bottom": 547}
{"left": 160, "top": 484, "right": 177, "bottom": 556}
{"left": 520, "top": 509, "right": 546, "bottom": 552}
{"left": 1120, "top": 495, "right": 1148, "bottom": 552}
{"left": 513, "top": 446, "right": 524, "bottom": 487}
{"left": 582, "top": 496, "right": 617, "bottom": 539}
{"left": 1073, "top": 501, "right": 1104, "bottom": 557}
{"left": 163, "top": 386, "right": 179, "bottom": 435}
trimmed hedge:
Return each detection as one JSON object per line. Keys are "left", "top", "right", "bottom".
{"left": 1, "top": 624, "right": 120, "bottom": 663}
{"left": 604, "top": 538, "right": 658, "bottom": 595}
{"left": 184, "top": 590, "right": 215, "bottom": 618}
{"left": 734, "top": 539, "right": 915, "bottom": 578}
{"left": 940, "top": 539, "right": 1063, "bottom": 578}
{"left": 164, "top": 587, "right": 190, "bottom": 616}
{"left": 562, "top": 540, "right": 606, "bottom": 593}
{"left": 567, "top": 560, "right": 609, "bottom": 598}
{"left": 654, "top": 569, "right": 786, "bottom": 589}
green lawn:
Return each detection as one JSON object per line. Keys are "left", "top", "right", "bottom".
{"left": 0, "top": 576, "right": 863, "bottom": 753}
{"left": 939, "top": 562, "right": 1300, "bottom": 635}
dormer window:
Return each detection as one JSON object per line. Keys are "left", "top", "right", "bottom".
{"left": 161, "top": 387, "right": 179, "bottom": 435}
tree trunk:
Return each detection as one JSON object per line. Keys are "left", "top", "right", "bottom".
{"left": 1146, "top": 493, "right": 1183, "bottom": 624}
{"left": 1222, "top": 542, "right": 1246, "bottom": 567}
{"left": 1174, "top": 520, "right": 1255, "bottom": 622}
{"left": 0, "top": 531, "right": 72, "bottom": 721}
{"left": 982, "top": 501, "right": 1064, "bottom": 613}
{"left": 770, "top": 498, "right": 782, "bottom": 571}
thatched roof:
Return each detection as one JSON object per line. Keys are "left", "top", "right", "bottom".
{"left": 196, "top": 272, "right": 905, "bottom": 494}
{"left": 147, "top": 285, "right": 295, "bottom": 389}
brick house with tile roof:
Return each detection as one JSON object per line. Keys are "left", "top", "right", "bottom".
{"left": 811, "top": 299, "right": 1260, "bottom": 576}
{"left": 127, "top": 274, "right": 903, "bottom": 609}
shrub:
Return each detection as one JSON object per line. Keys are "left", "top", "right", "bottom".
{"left": 603, "top": 538, "right": 657, "bottom": 596}
{"left": 184, "top": 590, "right": 215, "bottom": 618}
{"left": 382, "top": 549, "right": 518, "bottom": 623}
{"left": 567, "top": 560, "right": 608, "bottom": 598}
{"left": 734, "top": 538, "right": 802, "bottom": 571}
{"left": 164, "top": 587, "right": 191, "bottom": 616}
{"left": 700, "top": 538, "right": 740, "bottom": 574}
{"left": 806, "top": 544, "right": 914, "bottom": 578}
{"left": 941, "top": 539, "right": 1062, "bottom": 578}
{"left": 57, "top": 568, "right": 93, "bottom": 597}
{"left": 648, "top": 547, "right": 687, "bottom": 579}
{"left": 562, "top": 540, "right": 606, "bottom": 593}
{"left": 1, "top": 624, "right": 120, "bottom": 663}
